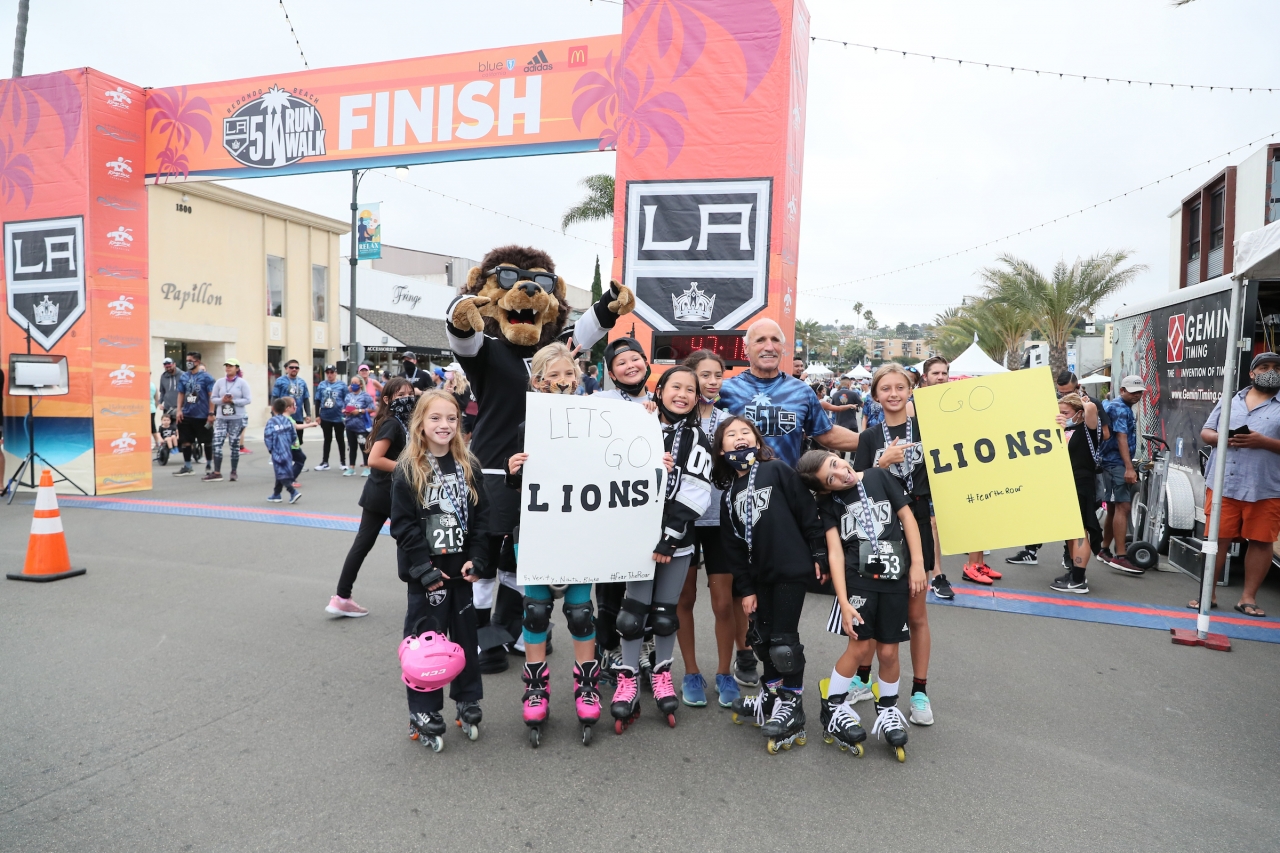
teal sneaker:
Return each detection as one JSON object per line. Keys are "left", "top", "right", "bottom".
{"left": 850, "top": 676, "right": 878, "bottom": 703}
{"left": 681, "top": 673, "right": 708, "bottom": 707}
{"left": 715, "top": 673, "right": 740, "bottom": 708}
{"left": 909, "top": 691, "right": 934, "bottom": 725}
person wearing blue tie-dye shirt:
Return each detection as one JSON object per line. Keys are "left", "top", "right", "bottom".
{"left": 718, "top": 319, "right": 859, "bottom": 469}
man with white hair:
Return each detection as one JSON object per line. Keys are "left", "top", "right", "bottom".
{"left": 719, "top": 319, "right": 858, "bottom": 468}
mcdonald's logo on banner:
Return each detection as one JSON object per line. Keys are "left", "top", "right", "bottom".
{"left": 567, "top": 45, "right": 589, "bottom": 68}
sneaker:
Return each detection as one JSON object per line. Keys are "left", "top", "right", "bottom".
{"left": 289, "top": 492, "right": 302, "bottom": 504}
{"left": 1098, "top": 547, "right": 1114, "bottom": 565}
{"left": 681, "top": 673, "right": 708, "bottom": 707}
{"left": 291, "top": 482, "right": 302, "bottom": 489}
{"left": 1109, "top": 554, "right": 1144, "bottom": 575}
{"left": 909, "top": 692, "right": 934, "bottom": 725}
{"left": 229, "top": 471, "right": 238, "bottom": 482}
{"left": 715, "top": 673, "right": 741, "bottom": 708}
{"left": 342, "top": 467, "right": 354, "bottom": 477}
{"left": 930, "top": 574, "right": 955, "bottom": 600}
{"left": 1005, "top": 549, "right": 1038, "bottom": 565}
{"left": 961, "top": 563, "right": 993, "bottom": 585}
{"left": 733, "top": 650, "right": 760, "bottom": 687}
{"left": 978, "top": 563, "right": 1002, "bottom": 580}
{"left": 239, "top": 447, "right": 252, "bottom": 454}
{"left": 267, "top": 494, "right": 283, "bottom": 502}
{"left": 1050, "top": 572, "right": 1089, "bottom": 594}
{"left": 361, "top": 468, "right": 371, "bottom": 477}
{"left": 326, "top": 595, "right": 369, "bottom": 617}
{"left": 173, "top": 466, "right": 195, "bottom": 477}
{"left": 201, "top": 471, "right": 223, "bottom": 482}
{"left": 315, "top": 463, "right": 330, "bottom": 471}
{"left": 849, "top": 675, "right": 877, "bottom": 703}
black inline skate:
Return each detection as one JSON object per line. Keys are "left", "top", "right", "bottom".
{"left": 409, "top": 711, "right": 446, "bottom": 753}
{"left": 454, "top": 700, "right": 482, "bottom": 742}
{"left": 611, "top": 665, "right": 641, "bottom": 734}
{"left": 871, "top": 696, "right": 910, "bottom": 762}
{"left": 820, "top": 680, "right": 867, "bottom": 757}
{"left": 761, "top": 687, "right": 807, "bottom": 754}
{"left": 731, "top": 685, "right": 776, "bottom": 727}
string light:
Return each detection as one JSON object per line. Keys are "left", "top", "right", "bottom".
{"left": 277, "top": 0, "right": 309, "bottom": 68}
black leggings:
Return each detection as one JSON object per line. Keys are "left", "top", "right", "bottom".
{"left": 752, "top": 581, "right": 807, "bottom": 690}
{"left": 336, "top": 508, "right": 387, "bottom": 599}
{"left": 595, "top": 582, "right": 626, "bottom": 651}
{"left": 347, "top": 429, "right": 370, "bottom": 465}
{"left": 320, "top": 421, "right": 346, "bottom": 466}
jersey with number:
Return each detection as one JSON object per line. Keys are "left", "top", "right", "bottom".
{"left": 817, "top": 467, "right": 911, "bottom": 593}
{"left": 658, "top": 420, "right": 715, "bottom": 557}
{"left": 719, "top": 372, "right": 831, "bottom": 468}
{"left": 389, "top": 453, "right": 491, "bottom": 583}
{"left": 853, "top": 416, "right": 930, "bottom": 497}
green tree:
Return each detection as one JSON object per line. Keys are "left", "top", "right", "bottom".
{"left": 980, "top": 251, "right": 1145, "bottom": 377}
{"left": 562, "top": 174, "right": 615, "bottom": 231}
{"left": 843, "top": 338, "right": 867, "bottom": 364}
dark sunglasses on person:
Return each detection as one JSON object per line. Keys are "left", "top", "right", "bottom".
{"left": 487, "top": 266, "right": 556, "bottom": 292}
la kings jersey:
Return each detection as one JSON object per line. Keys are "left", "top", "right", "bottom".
{"left": 658, "top": 420, "right": 714, "bottom": 557}
{"left": 816, "top": 467, "right": 911, "bottom": 593}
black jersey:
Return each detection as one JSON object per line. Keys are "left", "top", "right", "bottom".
{"left": 657, "top": 419, "right": 714, "bottom": 558}
{"left": 817, "top": 467, "right": 912, "bottom": 593}
{"left": 853, "top": 416, "right": 929, "bottom": 497}
{"left": 390, "top": 453, "right": 490, "bottom": 582}
{"left": 1065, "top": 418, "right": 1102, "bottom": 481}
{"left": 721, "top": 459, "right": 826, "bottom": 595}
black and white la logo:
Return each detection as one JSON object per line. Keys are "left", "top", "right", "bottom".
{"left": 733, "top": 486, "right": 772, "bottom": 527}
{"left": 4, "top": 216, "right": 85, "bottom": 350}
{"left": 873, "top": 442, "right": 923, "bottom": 483}
{"left": 623, "top": 178, "right": 771, "bottom": 331}
{"left": 839, "top": 498, "right": 893, "bottom": 542}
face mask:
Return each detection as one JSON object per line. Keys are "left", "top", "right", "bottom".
{"left": 723, "top": 447, "right": 758, "bottom": 473}
{"left": 388, "top": 395, "right": 416, "bottom": 426}
{"left": 403, "top": 361, "right": 415, "bottom": 374}
{"left": 542, "top": 379, "right": 577, "bottom": 395}
{"left": 350, "top": 385, "right": 360, "bottom": 393}
{"left": 700, "top": 395, "right": 718, "bottom": 405}
{"left": 185, "top": 361, "right": 195, "bottom": 370}
{"left": 1253, "top": 370, "right": 1280, "bottom": 391}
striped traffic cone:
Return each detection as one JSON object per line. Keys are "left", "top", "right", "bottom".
{"left": 7, "top": 469, "right": 85, "bottom": 582}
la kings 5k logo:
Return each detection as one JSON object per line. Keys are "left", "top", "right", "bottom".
{"left": 224, "top": 86, "right": 327, "bottom": 169}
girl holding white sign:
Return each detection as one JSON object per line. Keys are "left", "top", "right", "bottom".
{"left": 712, "top": 416, "right": 829, "bottom": 755}
{"left": 505, "top": 343, "right": 604, "bottom": 747}
{"left": 611, "top": 365, "right": 715, "bottom": 733}
{"left": 389, "top": 390, "right": 489, "bottom": 751}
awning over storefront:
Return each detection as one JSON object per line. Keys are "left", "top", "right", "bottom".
{"left": 348, "top": 308, "right": 453, "bottom": 359}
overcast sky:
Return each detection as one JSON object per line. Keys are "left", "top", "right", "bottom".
{"left": 8, "top": 0, "right": 1277, "bottom": 326}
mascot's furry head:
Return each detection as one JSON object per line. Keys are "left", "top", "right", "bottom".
{"left": 463, "top": 245, "right": 570, "bottom": 348}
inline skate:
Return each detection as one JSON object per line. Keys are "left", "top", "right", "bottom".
{"left": 731, "top": 685, "right": 776, "bottom": 727}
{"left": 871, "top": 696, "right": 910, "bottom": 762}
{"left": 573, "top": 659, "right": 602, "bottom": 746}
{"left": 650, "top": 659, "right": 678, "bottom": 728}
{"left": 819, "top": 678, "right": 866, "bottom": 757}
{"left": 408, "top": 711, "right": 446, "bottom": 753}
{"left": 761, "top": 687, "right": 807, "bottom": 754}
{"left": 454, "top": 700, "right": 481, "bottom": 742}
{"left": 521, "top": 661, "right": 550, "bottom": 748}
{"left": 611, "top": 665, "right": 641, "bottom": 734}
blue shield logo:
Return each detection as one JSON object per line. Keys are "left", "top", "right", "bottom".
{"left": 506, "top": 58, "right": 515, "bottom": 71}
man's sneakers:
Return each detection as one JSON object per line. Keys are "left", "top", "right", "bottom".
{"left": 326, "top": 595, "right": 369, "bottom": 617}
{"left": 314, "top": 463, "right": 331, "bottom": 471}
{"left": 1050, "top": 572, "right": 1090, "bottom": 594}
{"left": 681, "top": 673, "right": 708, "bottom": 707}
{"left": 1103, "top": 552, "right": 1145, "bottom": 575}
{"left": 267, "top": 494, "right": 283, "bottom": 502}
{"left": 909, "top": 692, "right": 934, "bottom": 725}
{"left": 1098, "top": 547, "right": 1114, "bottom": 565}
{"left": 289, "top": 492, "right": 302, "bottom": 504}
{"left": 1005, "top": 549, "right": 1038, "bottom": 565}
{"left": 201, "top": 471, "right": 223, "bottom": 482}
{"left": 961, "top": 562, "right": 1000, "bottom": 584}
{"left": 930, "top": 573, "right": 955, "bottom": 600}
{"left": 173, "top": 466, "right": 195, "bottom": 477}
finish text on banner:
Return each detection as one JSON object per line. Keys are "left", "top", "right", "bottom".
{"left": 913, "top": 367, "right": 1083, "bottom": 554}
{"left": 517, "top": 393, "right": 666, "bottom": 585}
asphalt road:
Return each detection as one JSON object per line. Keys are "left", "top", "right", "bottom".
{"left": 2, "top": 448, "right": 1277, "bottom": 853}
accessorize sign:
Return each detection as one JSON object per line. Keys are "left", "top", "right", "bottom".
{"left": 913, "top": 368, "right": 1083, "bottom": 554}
{"left": 517, "top": 393, "right": 666, "bottom": 585}
{"left": 143, "top": 36, "right": 619, "bottom": 182}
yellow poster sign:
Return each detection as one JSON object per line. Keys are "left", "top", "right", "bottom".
{"left": 913, "top": 367, "right": 1084, "bottom": 554}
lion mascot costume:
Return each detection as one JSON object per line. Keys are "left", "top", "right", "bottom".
{"left": 445, "top": 245, "right": 634, "bottom": 672}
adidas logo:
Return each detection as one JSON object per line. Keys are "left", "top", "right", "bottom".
{"left": 524, "top": 49, "right": 553, "bottom": 72}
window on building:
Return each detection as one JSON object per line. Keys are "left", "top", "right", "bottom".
{"left": 1268, "top": 149, "right": 1280, "bottom": 224}
{"left": 1188, "top": 204, "right": 1201, "bottom": 261}
{"left": 164, "top": 340, "right": 188, "bottom": 367}
{"left": 267, "top": 347, "right": 283, "bottom": 396}
{"left": 312, "top": 265, "right": 327, "bottom": 321}
{"left": 313, "top": 349, "right": 328, "bottom": 387}
{"left": 1209, "top": 189, "right": 1226, "bottom": 251}
{"left": 267, "top": 255, "right": 285, "bottom": 317}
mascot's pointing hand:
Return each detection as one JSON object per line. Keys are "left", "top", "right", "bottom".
{"left": 606, "top": 280, "right": 636, "bottom": 317}
{"left": 451, "top": 295, "right": 491, "bottom": 334}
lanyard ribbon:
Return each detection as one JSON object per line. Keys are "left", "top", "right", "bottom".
{"left": 881, "top": 419, "right": 914, "bottom": 492}
{"left": 426, "top": 453, "right": 469, "bottom": 534}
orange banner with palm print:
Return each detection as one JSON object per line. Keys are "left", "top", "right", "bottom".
{"left": 144, "top": 36, "right": 620, "bottom": 183}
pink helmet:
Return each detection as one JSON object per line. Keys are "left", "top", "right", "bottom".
{"left": 399, "top": 632, "right": 466, "bottom": 692}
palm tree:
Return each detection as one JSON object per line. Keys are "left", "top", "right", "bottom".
{"left": 794, "top": 319, "right": 824, "bottom": 363}
{"left": 562, "top": 174, "right": 615, "bottom": 231}
{"left": 980, "top": 251, "right": 1146, "bottom": 377}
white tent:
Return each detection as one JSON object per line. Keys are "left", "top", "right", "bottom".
{"left": 806, "top": 362, "right": 834, "bottom": 377}
{"left": 1078, "top": 372, "right": 1110, "bottom": 386}
{"left": 845, "top": 364, "right": 872, "bottom": 380}
{"left": 949, "top": 334, "right": 1009, "bottom": 377}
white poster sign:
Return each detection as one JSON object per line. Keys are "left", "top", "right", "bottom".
{"left": 517, "top": 393, "right": 666, "bottom": 585}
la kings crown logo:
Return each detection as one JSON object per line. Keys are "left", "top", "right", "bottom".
{"left": 5, "top": 216, "right": 85, "bottom": 350}
{"left": 224, "top": 85, "right": 327, "bottom": 169}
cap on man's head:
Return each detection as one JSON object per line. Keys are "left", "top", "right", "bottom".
{"left": 402, "top": 351, "right": 417, "bottom": 362}
{"left": 162, "top": 357, "right": 174, "bottom": 365}
{"left": 324, "top": 364, "right": 336, "bottom": 372}
{"left": 224, "top": 358, "right": 241, "bottom": 367}
{"left": 1120, "top": 374, "right": 1147, "bottom": 393}
{"left": 1250, "top": 352, "right": 1280, "bottom": 371}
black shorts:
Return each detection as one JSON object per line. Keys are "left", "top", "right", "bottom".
{"left": 826, "top": 585, "right": 910, "bottom": 644}
{"left": 693, "top": 526, "right": 731, "bottom": 575}
{"left": 178, "top": 419, "right": 210, "bottom": 446}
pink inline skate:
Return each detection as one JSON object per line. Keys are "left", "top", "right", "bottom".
{"left": 651, "top": 659, "right": 678, "bottom": 728}
{"left": 521, "top": 661, "right": 550, "bottom": 748}
{"left": 611, "top": 665, "right": 641, "bottom": 734}
{"left": 573, "top": 659, "right": 602, "bottom": 746}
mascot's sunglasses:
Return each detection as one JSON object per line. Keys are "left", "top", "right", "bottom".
{"left": 487, "top": 266, "right": 557, "bottom": 293}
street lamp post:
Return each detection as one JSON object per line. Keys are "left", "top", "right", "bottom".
{"left": 348, "top": 169, "right": 369, "bottom": 382}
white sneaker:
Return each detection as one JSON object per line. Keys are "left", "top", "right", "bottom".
{"left": 326, "top": 595, "right": 369, "bottom": 617}
{"left": 909, "top": 692, "right": 934, "bottom": 725}
{"left": 315, "top": 463, "right": 330, "bottom": 471}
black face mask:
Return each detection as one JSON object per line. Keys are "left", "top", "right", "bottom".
{"left": 388, "top": 395, "right": 416, "bottom": 427}
{"left": 724, "top": 447, "right": 759, "bottom": 473}
{"left": 402, "top": 361, "right": 416, "bottom": 375}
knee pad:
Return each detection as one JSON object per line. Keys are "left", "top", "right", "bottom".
{"left": 649, "top": 601, "right": 679, "bottom": 637}
{"left": 768, "top": 633, "right": 805, "bottom": 675}
{"left": 615, "top": 596, "right": 649, "bottom": 641}
{"left": 522, "top": 598, "right": 554, "bottom": 636}
{"left": 562, "top": 599, "right": 595, "bottom": 639}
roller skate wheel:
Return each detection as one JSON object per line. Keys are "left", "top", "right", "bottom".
{"left": 823, "top": 735, "right": 835, "bottom": 745}
{"left": 429, "top": 736, "right": 444, "bottom": 753}
{"left": 795, "top": 735, "right": 806, "bottom": 746}
{"left": 465, "top": 724, "right": 479, "bottom": 742}
{"left": 614, "top": 719, "right": 625, "bottom": 735}
{"left": 731, "top": 713, "right": 743, "bottom": 725}
{"left": 666, "top": 714, "right": 676, "bottom": 729}
{"left": 409, "top": 728, "right": 420, "bottom": 741}
{"left": 528, "top": 727, "right": 541, "bottom": 749}
{"left": 766, "top": 739, "right": 780, "bottom": 755}
{"left": 895, "top": 746, "right": 906, "bottom": 763}
{"left": 853, "top": 743, "right": 865, "bottom": 758}
{"left": 581, "top": 725, "right": 592, "bottom": 747}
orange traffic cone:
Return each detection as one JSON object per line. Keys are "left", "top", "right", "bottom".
{"left": 7, "top": 469, "right": 85, "bottom": 583}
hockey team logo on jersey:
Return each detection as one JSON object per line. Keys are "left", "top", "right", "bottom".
{"left": 420, "top": 475, "right": 463, "bottom": 513}
{"left": 4, "top": 217, "right": 86, "bottom": 351}
{"left": 743, "top": 393, "right": 798, "bottom": 436}
{"left": 839, "top": 498, "right": 893, "bottom": 542}
{"left": 622, "top": 178, "right": 771, "bottom": 331}
{"left": 223, "top": 85, "right": 327, "bottom": 169}
{"left": 733, "top": 486, "right": 772, "bottom": 526}
{"left": 873, "top": 442, "right": 923, "bottom": 482}
{"left": 428, "top": 590, "right": 447, "bottom": 607}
